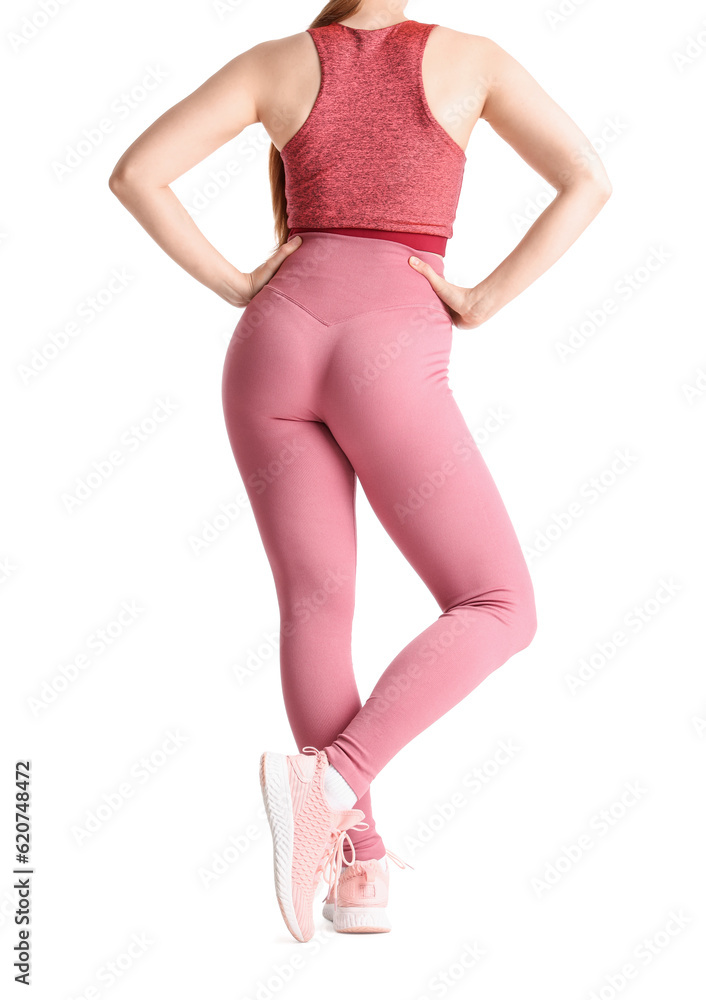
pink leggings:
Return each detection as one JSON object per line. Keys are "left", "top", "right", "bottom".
{"left": 221, "top": 232, "right": 536, "bottom": 861}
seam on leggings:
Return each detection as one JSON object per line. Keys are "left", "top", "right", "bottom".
{"left": 328, "top": 302, "right": 450, "bottom": 328}
{"left": 264, "top": 285, "right": 329, "bottom": 326}
{"left": 264, "top": 285, "right": 449, "bottom": 328}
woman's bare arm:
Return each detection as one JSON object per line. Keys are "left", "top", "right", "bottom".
{"left": 108, "top": 41, "right": 300, "bottom": 306}
{"left": 412, "top": 36, "right": 613, "bottom": 327}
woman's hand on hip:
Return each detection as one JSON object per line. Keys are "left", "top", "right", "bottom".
{"left": 229, "top": 236, "right": 303, "bottom": 307}
{"left": 408, "top": 255, "right": 488, "bottom": 330}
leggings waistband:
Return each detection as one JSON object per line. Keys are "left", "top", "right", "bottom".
{"left": 288, "top": 227, "right": 447, "bottom": 257}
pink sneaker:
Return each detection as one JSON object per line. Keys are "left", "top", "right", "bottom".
{"left": 321, "top": 849, "right": 414, "bottom": 933}
{"left": 259, "top": 746, "right": 368, "bottom": 943}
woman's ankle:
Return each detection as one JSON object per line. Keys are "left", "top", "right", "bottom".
{"left": 323, "top": 760, "right": 358, "bottom": 811}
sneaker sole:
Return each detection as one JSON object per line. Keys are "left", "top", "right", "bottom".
{"left": 323, "top": 900, "right": 391, "bottom": 932}
{"left": 334, "top": 906, "right": 391, "bottom": 933}
{"left": 259, "top": 751, "right": 306, "bottom": 942}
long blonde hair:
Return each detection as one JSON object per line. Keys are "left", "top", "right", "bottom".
{"left": 269, "top": 1, "right": 364, "bottom": 250}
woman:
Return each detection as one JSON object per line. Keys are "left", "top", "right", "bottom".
{"left": 109, "top": 0, "right": 611, "bottom": 943}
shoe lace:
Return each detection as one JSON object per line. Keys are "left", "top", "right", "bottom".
{"left": 383, "top": 848, "right": 415, "bottom": 871}
{"left": 300, "top": 746, "right": 371, "bottom": 908}
{"left": 299, "top": 747, "right": 416, "bottom": 903}
{"left": 317, "top": 820, "right": 370, "bottom": 908}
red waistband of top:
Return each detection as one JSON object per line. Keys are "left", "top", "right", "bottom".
{"left": 288, "top": 227, "right": 447, "bottom": 257}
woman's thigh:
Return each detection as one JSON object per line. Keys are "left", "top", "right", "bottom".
{"left": 319, "top": 302, "right": 534, "bottom": 615}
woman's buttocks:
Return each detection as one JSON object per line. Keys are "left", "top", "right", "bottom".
{"left": 264, "top": 231, "right": 449, "bottom": 327}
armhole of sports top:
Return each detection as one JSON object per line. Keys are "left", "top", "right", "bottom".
{"left": 280, "top": 28, "right": 325, "bottom": 156}
{"left": 418, "top": 24, "right": 468, "bottom": 161}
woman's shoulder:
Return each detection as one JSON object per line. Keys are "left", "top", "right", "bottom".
{"left": 256, "top": 24, "right": 499, "bottom": 53}
{"left": 246, "top": 24, "right": 504, "bottom": 79}
{"left": 428, "top": 24, "right": 502, "bottom": 61}
{"left": 241, "top": 31, "right": 328, "bottom": 90}
{"left": 240, "top": 30, "right": 313, "bottom": 64}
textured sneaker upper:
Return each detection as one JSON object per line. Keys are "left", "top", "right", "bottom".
{"left": 288, "top": 753, "right": 334, "bottom": 891}
{"left": 288, "top": 751, "right": 365, "bottom": 896}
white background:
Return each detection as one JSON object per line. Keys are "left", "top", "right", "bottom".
{"left": 2, "top": 0, "right": 705, "bottom": 997}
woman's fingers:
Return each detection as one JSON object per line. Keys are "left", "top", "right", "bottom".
{"left": 245, "top": 236, "right": 303, "bottom": 300}
{"left": 408, "top": 255, "right": 479, "bottom": 329}
{"left": 260, "top": 236, "right": 302, "bottom": 281}
{"left": 408, "top": 255, "right": 466, "bottom": 313}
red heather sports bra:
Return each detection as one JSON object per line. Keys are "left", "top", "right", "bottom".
{"left": 281, "top": 20, "right": 467, "bottom": 256}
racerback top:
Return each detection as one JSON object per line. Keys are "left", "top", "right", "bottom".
{"left": 280, "top": 20, "right": 467, "bottom": 240}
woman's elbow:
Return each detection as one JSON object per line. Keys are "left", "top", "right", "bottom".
{"left": 592, "top": 169, "right": 613, "bottom": 202}
{"left": 555, "top": 156, "right": 613, "bottom": 201}
{"left": 108, "top": 156, "right": 148, "bottom": 196}
{"left": 108, "top": 171, "right": 123, "bottom": 195}
{"left": 108, "top": 162, "right": 134, "bottom": 196}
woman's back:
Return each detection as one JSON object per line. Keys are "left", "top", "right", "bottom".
{"left": 267, "top": 20, "right": 470, "bottom": 240}
{"left": 256, "top": 22, "right": 487, "bottom": 158}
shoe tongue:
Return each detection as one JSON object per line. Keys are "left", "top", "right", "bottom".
{"left": 330, "top": 807, "right": 365, "bottom": 829}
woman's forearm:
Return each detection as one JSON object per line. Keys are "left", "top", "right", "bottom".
{"left": 108, "top": 174, "right": 245, "bottom": 306}
{"left": 469, "top": 178, "right": 612, "bottom": 324}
